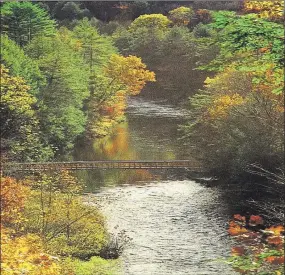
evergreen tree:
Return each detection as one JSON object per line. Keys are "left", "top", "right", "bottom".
{"left": 1, "top": 1, "right": 56, "bottom": 46}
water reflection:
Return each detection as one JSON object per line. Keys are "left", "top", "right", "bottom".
{"left": 74, "top": 97, "right": 192, "bottom": 190}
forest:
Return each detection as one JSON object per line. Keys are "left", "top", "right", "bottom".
{"left": 0, "top": 1, "right": 284, "bottom": 274}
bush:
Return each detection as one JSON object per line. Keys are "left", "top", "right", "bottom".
{"left": 227, "top": 215, "right": 284, "bottom": 274}
{"left": 100, "top": 231, "right": 131, "bottom": 259}
{"left": 22, "top": 172, "right": 108, "bottom": 259}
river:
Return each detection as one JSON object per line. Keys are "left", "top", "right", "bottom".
{"left": 74, "top": 96, "right": 238, "bottom": 274}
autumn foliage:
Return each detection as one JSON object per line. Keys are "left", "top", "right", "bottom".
{"left": 105, "top": 54, "right": 156, "bottom": 96}
{"left": 89, "top": 54, "right": 155, "bottom": 137}
{"left": 0, "top": 177, "right": 61, "bottom": 275}
{"left": 1, "top": 229, "right": 61, "bottom": 275}
{"left": 228, "top": 215, "right": 284, "bottom": 274}
{"left": 1, "top": 177, "right": 30, "bottom": 226}
{"left": 0, "top": 174, "right": 111, "bottom": 274}
{"left": 195, "top": 9, "right": 212, "bottom": 24}
{"left": 168, "top": 6, "right": 194, "bottom": 26}
{"left": 243, "top": 0, "right": 283, "bottom": 22}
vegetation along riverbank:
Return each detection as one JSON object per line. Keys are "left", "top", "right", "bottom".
{"left": 1, "top": 1, "right": 284, "bottom": 274}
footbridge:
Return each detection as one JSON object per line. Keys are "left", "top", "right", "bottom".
{"left": 2, "top": 160, "right": 202, "bottom": 172}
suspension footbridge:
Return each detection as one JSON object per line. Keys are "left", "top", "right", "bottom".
{"left": 2, "top": 160, "right": 202, "bottom": 172}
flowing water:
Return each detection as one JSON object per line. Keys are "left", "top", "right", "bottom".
{"left": 74, "top": 96, "right": 238, "bottom": 274}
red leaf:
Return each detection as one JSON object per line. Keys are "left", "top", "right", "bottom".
{"left": 249, "top": 215, "right": 263, "bottom": 226}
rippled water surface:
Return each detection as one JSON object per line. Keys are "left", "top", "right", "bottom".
{"left": 86, "top": 181, "right": 237, "bottom": 275}
{"left": 127, "top": 97, "right": 189, "bottom": 118}
{"left": 75, "top": 96, "right": 237, "bottom": 274}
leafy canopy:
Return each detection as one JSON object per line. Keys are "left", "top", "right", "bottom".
{"left": 1, "top": 1, "right": 56, "bottom": 46}
{"left": 129, "top": 14, "right": 171, "bottom": 32}
{"left": 203, "top": 12, "right": 284, "bottom": 76}
{"left": 25, "top": 30, "right": 90, "bottom": 154}
{"left": 0, "top": 65, "right": 51, "bottom": 161}
{"left": 104, "top": 54, "right": 156, "bottom": 95}
{"left": 0, "top": 35, "right": 45, "bottom": 96}
{"left": 169, "top": 6, "right": 194, "bottom": 26}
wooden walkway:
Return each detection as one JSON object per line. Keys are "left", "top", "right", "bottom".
{"left": 2, "top": 160, "right": 202, "bottom": 172}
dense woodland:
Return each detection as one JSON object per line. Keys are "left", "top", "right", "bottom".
{"left": 1, "top": 1, "right": 284, "bottom": 274}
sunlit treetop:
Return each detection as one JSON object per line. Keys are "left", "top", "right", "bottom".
{"left": 168, "top": 6, "right": 194, "bottom": 26}
{"left": 104, "top": 54, "right": 156, "bottom": 95}
{"left": 243, "top": 0, "right": 284, "bottom": 22}
{"left": 129, "top": 14, "right": 171, "bottom": 32}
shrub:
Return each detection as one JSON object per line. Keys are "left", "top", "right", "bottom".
{"left": 100, "top": 231, "right": 131, "bottom": 259}
{"left": 23, "top": 172, "right": 108, "bottom": 259}
{"left": 227, "top": 215, "right": 284, "bottom": 274}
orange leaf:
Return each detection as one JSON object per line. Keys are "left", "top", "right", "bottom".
{"left": 231, "top": 246, "right": 246, "bottom": 256}
{"left": 249, "top": 215, "right": 263, "bottom": 226}
{"left": 233, "top": 214, "right": 246, "bottom": 222}
{"left": 265, "top": 256, "right": 284, "bottom": 265}
{"left": 228, "top": 221, "right": 248, "bottom": 236}
{"left": 265, "top": 225, "right": 284, "bottom": 236}
{"left": 267, "top": 236, "right": 284, "bottom": 245}
{"left": 39, "top": 254, "right": 50, "bottom": 261}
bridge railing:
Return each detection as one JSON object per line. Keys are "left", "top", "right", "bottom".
{"left": 2, "top": 160, "right": 202, "bottom": 172}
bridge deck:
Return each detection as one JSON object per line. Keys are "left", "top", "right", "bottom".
{"left": 2, "top": 160, "right": 202, "bottom": 172}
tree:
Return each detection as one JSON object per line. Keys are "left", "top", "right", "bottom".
{"left": 23, "top": 172, "right": 107, "bottom": 259}
{"left": 72, "top": 19, "right": 117, "bottom": 73}
{"left": 243, "top": 0, "right": 283, "bottom": 22}
{"left": 181, "top": 68, "right": 284, "bottom": 180}
{"left": 168, "top": 6, "right": 194, "bottom": 26}
{"left": 113, "top": 18, "right": 210, "bottom": 104}
{"left": 1, "top": 231, "right": 62, "bottom": 275}
{"left": 1, "top": 1, "right": 56, "bottom": 46}
{"left": 0, "top": 177, "right": 61, "bottom": 275}
{"left": 206, "top": 12, "right": 284, "bottom": 71}
{"left": 87, "top": 55, "right": 155, "bottom": 137}
{"left": 25, "top": 30, "right": 90, "bottom": 154}
{"left": 55, "top": 2, "right": 84, "bottom": 20}
{"left": 0, "top": 65, "right": 52, "bottom": 161}
{"left": 0, "top": 177, "right": 30, "bottom": 228}
{"left": 104, "top": 54, "right": 156, "bottom": 95}
{"left": 195, "top": 9, "right": 212, "bottom": 24}
{"left": 0, "top": 35, "right": 45, "bottom": 96}
{"left": 129, "top": 14, "right": 171, "bottom": 32}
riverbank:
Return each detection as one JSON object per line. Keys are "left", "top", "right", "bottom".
{"left": 1, "top": 174, "right": 121, "bottom": 275}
